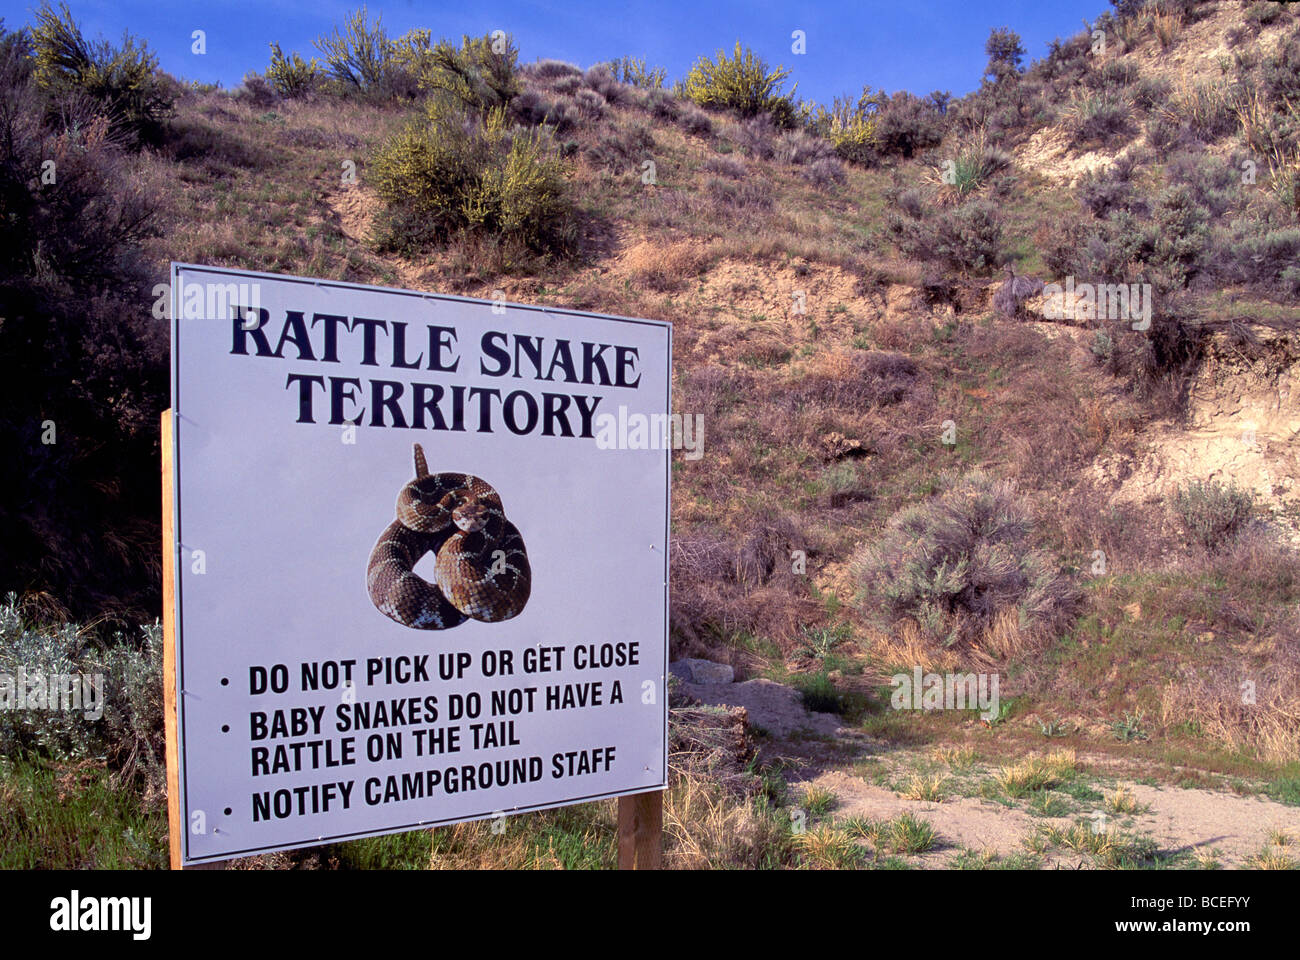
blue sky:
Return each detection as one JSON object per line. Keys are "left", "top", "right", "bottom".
{"left": 0, "top": 0, "right": 1109, "bottom": 104}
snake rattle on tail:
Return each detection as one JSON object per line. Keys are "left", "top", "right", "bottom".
{"left": 366, "top": 444, "right": 531, "bottom": 630}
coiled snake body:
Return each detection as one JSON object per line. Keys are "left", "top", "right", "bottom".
{"left": 366, "top": 444, "right": 530, "bottom": 629}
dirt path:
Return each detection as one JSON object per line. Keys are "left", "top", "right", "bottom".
{"left": 682, "top": 674, "right": 1300, "bottom": 868}
{"left": 792, "top": 767, "right": 1298, "bottom": 868}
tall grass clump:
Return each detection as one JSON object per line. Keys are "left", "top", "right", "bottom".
{"left": 850, "top": 472, "right": 1076, "bottom": 661}
{"left": 1066, "top": 90, "right": 1131, "bottom": 147}
{"left": 941, "top": 137, "right": 1011, "bottom": 197}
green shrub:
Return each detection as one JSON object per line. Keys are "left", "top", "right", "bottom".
{"left": 1067, "top": 90, "right": 1132, "bottom": 146}
{"left": 0, "top": 596, "right": 164, "bottom": 791}
{"left": 1246, "top": 2, "right": 1288, "bottom": 28}
{"left": 371, "top": 103, "right": 577, "bottom": 257}
{"left": 888, "top": 197, "right": 1004, "bottom": 274}
{"left": 850, "top": 472, "right": 1076, "bottom": 653}
{"left": 266, "top": 41, "right": 320, "bottom": 98}
{"left": 608, "top": 56, "right": 665, "bottom": 89}
{"left": 29, "top": 0, "right": 173, "bottom": 144}
{"left": 1150, "top": 184, "right": 1211, "bottom": 286}
{"left": 809, "top": 96, "right": 879, "bottom": 166}
{"left": 409, "top": 32, "right": 521, "bottom": 117}
{"left": 1047, "top": 183, "right": 1209, "bottom": 291}
{"left": 682, "top": 41, "right": 796, "bottom": 126}
{"left": 314, "top": 5, "right": 391, "bottom": 91}
{"left": 0, "top": 25, "right": 165, "bottom": 618}
{"left": 1173, "top": 480, "right": 1255, "bottom": 550}
{"left": 866, "top": 89, "right": 946, "bottom": 158}
{"left": 983, "top": 27, "right": 1025, "bottom": 86}
{"left": 1166, "top": 149, "right": 1237, "bottom": 218}
{"left": 1077, "top": 156, "right": 1136, "bottom": 217}
{"left": 1263, "top": 25, "right": 1300, "bottom": 106}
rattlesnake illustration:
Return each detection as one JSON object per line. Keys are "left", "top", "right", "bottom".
{"left": 366, "top": 444, "right": 530, "bottom": 629}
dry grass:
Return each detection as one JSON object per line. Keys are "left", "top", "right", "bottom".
{"left": 1159, "top": 76, "right": 1236, "bottom": 140}
{"left": 1037, "top": 821, "right": 1158, "bottom": 867}
{"left": 995, "top": 749, "right": 1079, "bottom": 798}
{"left": 663, "top": 772, "right": 784, "bottom": 868}
{"left": 1246, "top": 846, "right": 1298, "bottom": 870}
{"left": 934, "top": 745, "right": 979, "bottom": 771}
{"left": 1152, "top": 7, "right": 1183, "bottom": 50}
{"left": 1159, "top": 672, "right": 1300, "bottom": 764}
{"left": 901, "top": 772, "right": 950, "bottom": 802}
{"left": 793, "top": 824, "right": 862, "bottom": 869}
{"left": 621, "top": 240, "right": 714, "bottom": 291}
{"left": 1105, "top": 786, "right": 1143, "bottom": 815}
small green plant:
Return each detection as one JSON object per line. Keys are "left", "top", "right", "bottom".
{"left": 1036, "top": 820, "right": 1160, "bottom": 867}
{"left": 1173, "top": 480, "right": 1255, "bottom": 550}
{"left": 801, "top": 784, "right": 837, "bottom": 817}
{"left": 681, "top": 41, "right": 797, "bottom": 126}
{"left": 795, "top": 623, "right": 850, "bottom": 662}
{"left": 901, "top": 773, "right": 949, "bottom": 802}
{"left": 942, "top": 139, "right": 1011, "bottom": 197}
{"left": 1112, "top": 710, "right": 1150, "bottom": 742}
{"left": 1038, "top": 718, "right": 1071, "bottom": 738}
{"left": 795, "top": 670, "right": 845, "bottom": 714}
{"left": 1028, "top": 792, "right": 1071, "bottom": 817}
{"left": 1105, "top": 786, "right": 1145, "bottom": 815}
{"left": 793, "top": 824, "right": 864, "bottom": 868}
{"left": 888, "top": 812, "right": 938, "bottom": 854}
{"left": 935, "top": 745, "right": 978, "bottom": 771}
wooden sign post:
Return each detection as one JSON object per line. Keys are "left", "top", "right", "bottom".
{"left": 161, "top": 408, "right": 183, "bottom": 870}
{"left": 163, "top": 408, "right": 227, "bottom": 871}
{"left": 617, "top": 792, "right": 663, "bottom": 869}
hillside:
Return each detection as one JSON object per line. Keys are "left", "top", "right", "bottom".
{"left": 2, "top": 0, "right": 1298, "bottom": 869}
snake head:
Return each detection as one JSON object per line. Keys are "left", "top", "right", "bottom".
{"left": 452, "top": 502, "right": 489, "bottom": 533}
